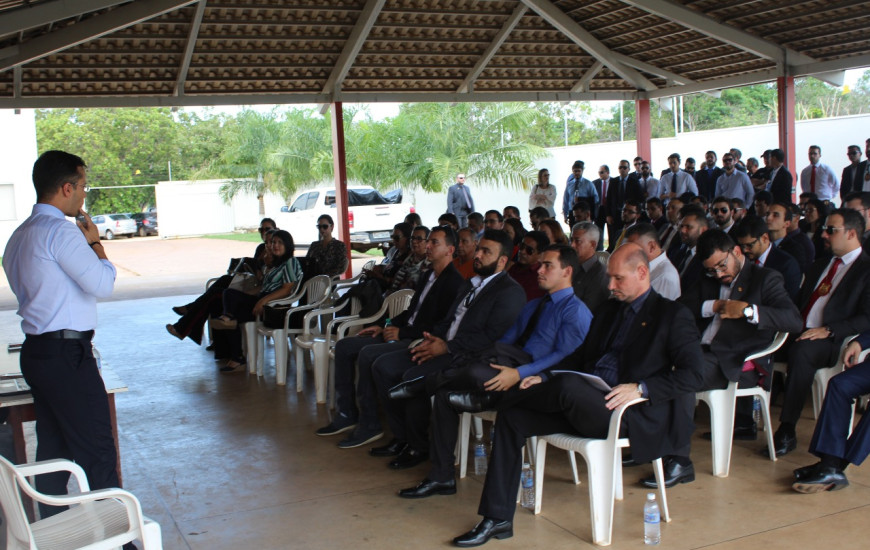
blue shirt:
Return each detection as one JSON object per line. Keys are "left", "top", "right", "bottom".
{"left": 4, "top": 204, "right": 117, "bottom": 334}
{"left": 562, "top": 176, "right": 599, "bottom": 218}
{"left": 499, "top": 286, "right": 592, "bottom": 378}
{"left": 592, "top": 289, "right": 651, "bottom": 387}
{"left": 715, "top": 170, "right": 755, "bottom": 204}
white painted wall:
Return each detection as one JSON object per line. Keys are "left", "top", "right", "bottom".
{"left": 0, "top": 110, "right": 38, "bottom": 254}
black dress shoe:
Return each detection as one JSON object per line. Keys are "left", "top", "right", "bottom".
{"left": 370, "top": 438, "right": 407, "bottom": 457}
{"left": 453, "top": 518, "right": 513, "bottom": 547}
{"left": 388, "top": 377, "right": 427, "bottom": 400}
{"left": 398, "top": 478, "right": 457, "bottom": 499}
{"left": 640, "top": 459, "right": 695, "bottom": 488}
{"left": 792, "top": 466, "right": 849, "bottom": 493}
{"left": 388, "top": 447, "right": 429, "bottom": 470}
{"left": 793, "top": 462, "right": 821, "bottom": 480}
{"left": 761, "top": 430, "right": 797, "bottom": 457}
{"left": 447, "top": 392, "right": 500, "bottom": 414}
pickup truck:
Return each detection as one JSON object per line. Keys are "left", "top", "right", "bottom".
{"left": 279, "top": 186, "right": 414, "bottom": 252}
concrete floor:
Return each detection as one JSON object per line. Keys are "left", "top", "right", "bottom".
{"left": 2, "top": 295, "right": 870, "bottom": 549}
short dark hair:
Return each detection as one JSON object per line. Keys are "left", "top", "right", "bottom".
{"left": 731, "top": 148, "right": 742, "bottom": 159}
{"left": 646, "top": 197, "right": 663, "bottom": 209}
{"left": 845, "top": 191, "right": 870, "bottom": 209}
{"left": 770, "top": 202, "right": 794, "bottom": 222}
{"left": 530, "top": 206, "right": 551, "bottom": 219}
{"left": 404, "top": 212, "right": 422, "bottom": 226}
{"left": 679, "top": 191, "right": 697, "bottom": 203}
{"left": 680, "top": 205, "right": 709, "bottom": 229}
{"left": 485, "top": 209, "right": 504, "bottom": 222}
{"left": 696, "top": 229, "right": 736, "bottom": 262}
{"left": 733, "top": 216, "right": 768, "bottom": 240}
{"left": 809, "top": 145, "right": 821, "bottom": 154}
{"left": 771, "top": 148, "right": 785, "bottom": 162}
{"left": 524, "top": 230, "right": 550, "bottom": 253}
{"left": 504, "top": 205, "right": 520, "bottom": 218}
{"left": 572, "top": 199, "right": 591, "bottom": 214}
{"left": 317, "top": 214, "right": 334, "bottom": 226}
{"left": 754, "top": 190, "right": 773, "bottom": 206}
{"left": 830, "top": 207, "right": 866, "bottom": 237}
{"left": 731, "top": 198, "right": 745, "bottom": 210}
{"left": 430, "top": 225, "right": 457, "bottom": 248}
{"left": 572, "top": 160, "right": 585, "bottom": 170}
{"left": 32, "top": 150, "right": 87, "bottom": 202}
{"left": 393, "top": 222, "right": 413, "bottom": 240}
{"left": 544, "top": 243, "right": 580, "bottom": 274}
{"left": 481, "top": 229, "right": 514, "bottom": 259}
{"left": 623, "top": 198, "right": 642, "bottom": 211}
{"left": 668, "top": 153, "right": 681, "bottom": 162}
{"left": 260, "top": 217, "right": 277, "bottom": 227}
{"left": 624, "top": 222, "right": 661, "bottom": 246}
{"left": 438, "top": 212, "right": 459, "bottom": 226}
{"left": 467, "top": 212, "right": 484, "bottom": 225}
{"left": 712, "top": 196, "right": 731, "bottom": 207}
{"left": 413, "top": 225, "right": 430, "bottom": 237}
{"left": 686, "top": 157, "right": 696, "bottom": 165}
{"left": 705, "top": 150, "right": 717, "bottom": 160}
{"left": 799, "top": 192, "right": 818, "bottom": 201}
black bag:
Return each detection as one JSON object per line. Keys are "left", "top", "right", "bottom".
{"left": 262, "top": 304, "right": 306, "bottom": 330}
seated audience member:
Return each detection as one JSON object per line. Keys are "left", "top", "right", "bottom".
{"left": 317, "top": 226, "right": 465, "bottom": 449}
{"left": 710, "top": 196, "right": 738, "bottom": 237}
{"left": 625, "top": 223, "right": 680, "bottom": 299}
{"left": 691, "top": 194, "right": 709, "bottom": 214}
{"left": 767, "top": 202, "right": 814, "bottom": 273}
{"left": 528, "top": 167, "right": 557, "bottom": 218}
{"left": 467, "top": 212, "right": 485, "bottom": 238}
{"left": 503, "top": 205, "right": 521, "bottom": 221}
{"left": 670, "top": 205, "right": 710, "bottom": 293}
{"left": 800, "top": 199, "right": 831, "bottom": 263}
{"left": 387, "top": 225, "right": 430, "bottom": 293}
{"left": 571, "top": 200, "right": 592, "bottom": 224}
{"left": 213, "top": 230, "right": 303, "bottom": 371}
{"left": 398, "top": 245, "right": 592, "bottom": 499}
{"left": 753, "top": 190, "right": 773, "bottom": 219}
{"left": 569, "top": 222, "right": 610, "bottom": 313}
{"left": 453, "top": 227, "right": 477, "bottom": 279}
{"left": 610, "top": 198, "right": 641, "bottom": 252}
{"left": 484, "top": 210, "right": 504, "bottom": 231}
{"left": 792, "top": 333, "right": 870, "bottom": 493}
{"left": 528, "top": 206, "right": 551, "bottom": 231}
{"left": 845, "top": 191, "right": 870, "bottom": 252}
{"left": 438, "top": 212, "right": 460, "bottom": 231}
{"left": 771, "top": 208, "right": 870, "bottom": 458}
{"left": 651, "top": 231, "right": 801, "bottom": 487}
{"left": 731, "top": 198, "right": 747, "bottom": 223}
{"left": 306, "top": 214, "right": 348, "bottom": 277}
{"left": 798, "top": 191, "right": 818, "bottom": 213}
{"left": 370, "top": 230, "right": 526, "bottom": 469}
{"left": 734, "top": 217, "right": 802, "bottom": 302}
{"left": 538, "top": 218, "right": 569, "bottom": 246}
{"left": 507, "top": 230, "right": 548, "bottom": 301}
{"left": 447, "top": 244, "right": 704, "bottom": 547}
{"left": 660, "top": 198, "right": 683, "bottom": 256}
{"left": 646, "top": 197, "right": 666, "bottom": 232}
{"left": 366, "top": 222, "right": 412, "bottom": 288}
{"left": 502, "top": 217, "right": 526, "bottom": 262}
{"left": 404, "top": 212, "right": 422, "bottom": 228}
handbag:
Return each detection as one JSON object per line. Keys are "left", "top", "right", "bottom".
{"left": 227, "top": 272, "right": 261, "bottom": 295}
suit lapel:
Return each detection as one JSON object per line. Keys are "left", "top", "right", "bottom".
{"left": 620, "top": 292, "right": 658, "bottom": 351}
{"left": 729, "top": 261, "right": 753, "bottom": 302}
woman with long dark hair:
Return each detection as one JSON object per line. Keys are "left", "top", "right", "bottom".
{"left": 306, "top": 214, "right": 348, "bottom": 277}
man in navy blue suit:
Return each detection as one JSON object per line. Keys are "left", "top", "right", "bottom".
{"left": 734, "top": 216, "right": 801, "bottom": 303}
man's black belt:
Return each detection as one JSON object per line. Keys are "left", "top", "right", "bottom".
{"left": 27, "top": 329, "right": 94, "bottom": 340}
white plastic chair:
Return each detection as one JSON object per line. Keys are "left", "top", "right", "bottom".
{"left": 696, "top": 331, "right": 788, "bottom": 477}
{"left": 812, "top": 335, "right": 865, "bottom": 434}
{"left": 533, "top": 397, "right": 670, "bottom": 547}
{"left": 456, "top": 411, "right": 545, "bottom": 480}
{"left": 0, "top": 456, "right": 162, "bottom": 550}
{"left": 256, "top": 275, "right": 332, "bottom": 383}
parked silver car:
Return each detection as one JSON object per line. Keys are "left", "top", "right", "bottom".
{"left": 92, "top": 213, "right": 137, "bottom": 240}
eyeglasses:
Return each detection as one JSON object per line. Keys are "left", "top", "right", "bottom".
{"left": 410, "top": 235, "right": 426, "bottom": 242}
{"left": 704, "top": 252, "right": 733, "bottom": 277}
{"left": 316, "top": 224, "right": 330, "bottom": 229}
{"left": 738, "top": 238, "right": 759, "bottom": 250}
{"left": 598, "top": 171, "right": 607, "bottom": 175}
{"left": 712, "top": 207, "right": 730, "bottom": 214}
{"left": 70, "top": 182, "right": 90, "bottom": 192}
{"left": 824, "top": 226, "right": 845, "bottom": 235}
{"left": 722, "top": 158, "right": 734, "bottom": 163}
{"left": 522, "top": 245, "right": 537, "bottom": 255}
{"left": 618, "top": 166, "right": 629, "bottom": 170}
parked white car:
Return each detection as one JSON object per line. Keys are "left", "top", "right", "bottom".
{"left": 279, "top": 186, "right": 414, "bottom": 251}
{"left": 92, "top": 213, "right": 137, "bottom": 240}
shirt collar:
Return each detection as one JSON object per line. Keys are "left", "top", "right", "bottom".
{"left": 580, "top": 255, "right": 599, "bottom": 273}
{"left": 33, "top": 203, "right": 67, "bottom": 219}
{"left": 839, "top": 246, "right": 863, "bottom": 266}
{"left": 548, "top": 286, "right": 576, "bottom": 304}
{"left": 628, "top": 288, "right": 652, "bottom": 313}
{"left": 757, "top": 243, "right": 772, "bottom": 265}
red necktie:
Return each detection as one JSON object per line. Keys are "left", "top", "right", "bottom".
{"left": 810, "top": 165, "right": 816, "bottom": 193}
{"left": 601, "top": 179, "right": 607, "bottom": 203}
{"left": 802, "top": 257, "right": 842, "bottom": 323}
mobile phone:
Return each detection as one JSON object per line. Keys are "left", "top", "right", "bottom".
{"left": 76, "top": 213, "right": 87, "bottom": 225}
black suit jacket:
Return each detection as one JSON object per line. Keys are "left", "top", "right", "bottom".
{"left": 798, "top": 252, "right": 870, "bottom": 362}
{"left": 778, "top": 229, "right": 815, "bottom": 274}
{"left": 591, "top": 178, "right": 607, "bottom": 220}
{"left": 547, "top": 291, "right": 704, "bottom": 463}
{"left": 392, "top": 263, "right": 465, "bottom": 340}
{"left": 606, "top": 176, "right": 644, "bottom": 222}
{"left": 694, "top": 167, "right": 724, "bottom": 202}
{"left": 432, "top": 270, "right": 526, "bottom": 360}
{"left": 763, "top": 245, "right": 802, "bottom": 302}
{"left": 840, "top": 161, "right": 867, "bottom": 202}
{"left": 680, "top": 261, "right": 802, "bottom": 381}
{"left": 769, "top": 167, "right": 794, "bottom": 204}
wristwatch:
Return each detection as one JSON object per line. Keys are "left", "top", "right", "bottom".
{"left": 636, "top": 383, "right": 644, "bottom": 396}
{"left": 742, "top": 305, "right": 754, "bottom": 321}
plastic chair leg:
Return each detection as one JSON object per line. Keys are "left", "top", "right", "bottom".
{"left": 533, "top": 438, "right": 548, "bottom": 515}
{"left": 586, "top": 444, "right": 616, "bottom": 546}
{"left": 756, "top": 391, "right": 777, "bottom": 462}
{"left": 458, "top": 413, "right": 471, "bottom": 478}
{"left": 705, "top": 386, "right": 737, "bottom": 477}
{"left": 313, "top": 340, "right": 329, "bottom": 404}
{"left": 651, "top": 458, "right": 671, "bottom": 523}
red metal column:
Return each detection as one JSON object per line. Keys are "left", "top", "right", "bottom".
{"left": 330, "top": 102, "right": 352, "bottom": 278}
{"left": 635, "top": 99, "right": 652, "bottom": 161}
{"left": 777, "top": 76, "right": 797, "bottom": 201}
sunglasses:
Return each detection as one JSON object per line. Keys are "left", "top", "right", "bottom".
{"left": 824, "top": 226, "right": 845, "bottom": 235}
{"left": 712, "top": 207, "right": 730, "bottom": 214}
{"left": 316, "top": 224, "right": 330, "bottom": 229}
{"left": 410, "top": 236, "right": 426, "bottom": 242}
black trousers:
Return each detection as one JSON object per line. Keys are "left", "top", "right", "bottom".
{"left": 173, "top": 274, "right": 230, "bottom": 345}
{"left": 809, "top": 359, "right": 870, "bottom": 465}
{"left": 781, "top": 337, "right": 839, "bottom": 425}
{"left": 478, "top": 375, "right": 614, "bottom": 522}
{"left": 20, "top": 337, "right": 119, "bottom": 518}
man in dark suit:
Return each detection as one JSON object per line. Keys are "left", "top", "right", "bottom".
{"left": 447, "top": 174, "right": 474, "bottom": 228}
{"left": 771, "top": 208, "right": 870, "bottom": 457}
{"left": 671, "top": 230, "right": 801, "bottom": 461}
{"left": 844, "top": 191, "right": 870, "bottom": 253}
{"left": 592, "top": 165, "right": 612, "bottom": 250}
{"left": 670, "top": 205, "right": 709, "bottom": 294}
{"left": 694, "top": 151, "right": 724, "bottom": 201}
{"left": 606, "top": 160, "right": 645, "bottom": 245}
{"left": 446, "top": 244, "right": 705, "bottom": 547}
{"left": 839, "top": 145, "right": 867, "bottom": 202}
{"left": 734, "top": 216, "right": 802, "bottom": 302}
{"left": 793, "top": 332, "right": 870, "bottom": 493}
{"left": 369, "top": 229, "right": 526, "bottom": 469}
{"left": 767, "top": 202, "right": 814, "bottom": 274}
{"left": 768, "top": 148, "right": 794, "bottom": 204}
{"left": 317, "top": 226, "right": 465, "bottom": 448}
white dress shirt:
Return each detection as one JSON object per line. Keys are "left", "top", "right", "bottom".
{"left": 805, "top": 247, "right": 863, "bottom": 329}
{"left": 446, "top": 271, "right": 500, "bottom": 341}
{"left": 800, "top": 162, "right": 839, "bottom": 201}
{"left": 649, "top": 253, "right": 681, "bottom": 300}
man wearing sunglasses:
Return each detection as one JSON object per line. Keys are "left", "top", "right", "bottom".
{"left": 839, "top": 145, "right": 866, "bottom": 203}
{"left": 715, "top": 154, "right": 754, "bottom": 206}
{"left": 710, "top": 197, "right": 737, "bottom": 238}
{"left": 507, "top": 231, "right": 548, "bottom": 301}
{"left": 771, "top": 208, "right": 870, "bottom": 458}
{"left": 447, "top": 174, "right": 474, "bottom": 229}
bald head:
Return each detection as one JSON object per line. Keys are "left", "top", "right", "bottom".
{"left": 607, "top": 243, "right": 651, "bottom": 302}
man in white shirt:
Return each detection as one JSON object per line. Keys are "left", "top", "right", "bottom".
{"left": 625, "top": 223, "right": 681, "bottom": 299}
{"left": 661, "top": 153, "right": 698, "bottom": 202}
{"left": 800, "top": 145, "right": 839, "bottom": 203}
{"left": 638, "top": 161, "right": 661, "bottom": 201}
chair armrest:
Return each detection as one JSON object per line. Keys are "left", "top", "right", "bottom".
{"left": 606, "top": 397, "right": 647, "bottom": 442}
{"left": 15, "top": 459, "right": 90, "bottom": 491}
{"left": 205, "top": 277, "right": 219, "bottom": 291}
{"left": 745, "top": 331, "right": 789, "bottom": 363}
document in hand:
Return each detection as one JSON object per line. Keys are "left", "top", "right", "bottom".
{"left": 550, "top": 370, "right": 612, "bottom": 392}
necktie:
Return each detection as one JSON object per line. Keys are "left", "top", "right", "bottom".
{"left": 461, "top": 186, "right": 471, "bottom": 209}
{"left": 755, "top": 258, "right": 762, "bottom": 266}
{"left": 516, "top": 295, "right": 551, "bottom": 347}
{"left": 615, "top": 226, "right": 628, "bottom": 249}
{"left": 670, "top": 172, "right": 678, "bottom": 193}
{"left": 678, "top": 248, "right": 694, "bottom": 276}
{"left": 810, "top": 165, "right": 816, "bottom": 194}
{"left": 601, "top": 178, "right": 607, "bottom": 204}
{"left": 801, "top": 257, "right": 842, "bottom": 323}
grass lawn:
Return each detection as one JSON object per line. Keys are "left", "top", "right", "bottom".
{"left": 203, "top": 233, "right": 262, "bottom": 243}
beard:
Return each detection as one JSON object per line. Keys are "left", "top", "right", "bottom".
{"left": 473, "top": 258, "right": 498, "bottom": 278}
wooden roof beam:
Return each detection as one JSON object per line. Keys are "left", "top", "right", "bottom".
{"left": 0, "top": 0, "right": 129, "bottom": 38}
{"left": 457, "top": 3, "right": 527, "bottom": 94}
{"left": 173, "top": 0, "right": 207, "bottom": 97}
{"left": 570, "top": 60, "right": 603, "bottom": 92}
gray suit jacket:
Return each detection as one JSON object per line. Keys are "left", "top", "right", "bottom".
{"left": 447, "top": 183, "right": 474, "bottom": 217}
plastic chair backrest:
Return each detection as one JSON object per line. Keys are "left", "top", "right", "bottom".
{"left": 305, "top": 275, "right": 333, "bottom": 306}
{"left": 595, "top": 251, "right": 609, "bottom": 267}
{"left": 386, "top": 289, "right": 414, "bottom": 318}
{"left": 0, "top": 455, "right": 35, "bottom": 548}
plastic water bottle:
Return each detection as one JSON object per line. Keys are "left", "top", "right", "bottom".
{"left": 520, "top": 463, "right": 535, "bottom": 509}
{"left": 644, "top": 492, "right": 661, "bottom": 545}
{"left": 474, "top": 434, "right": 488, "bottom": 475}
{"left": 752, "top": 396, "right": 762, "bottom": 427}
{"left": 383, "top": 318, "right": 397, "bottom": 343}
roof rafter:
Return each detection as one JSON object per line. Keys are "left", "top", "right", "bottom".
{"left": 521, "top": 0, "right": 657, "bottom": 91}
{"left": 0, "top": 0, "right": 197, "bottom": 73}
{"left": 173, "top": 0, "right": 207, "bottom": 97}
{"left": 621, "top": 0, "right": 815, "bottom": 66}
{"left": 456, "top": 3, "right": 527, "bottom": 94}
{"left": 570, "top": 60, "right": 603, "bottom": 92}
{"left": 320, "top": 0, "right": 386, "bottom": 100}
{"left": 0, "top": 0, "right": 129, "bottom": 38}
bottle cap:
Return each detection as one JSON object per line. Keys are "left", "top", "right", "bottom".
{"left": 647, "top": 492, "right": 656, "bottom": 500}
{"left": 522, "top": 462, "right": 530, "bottom": 468}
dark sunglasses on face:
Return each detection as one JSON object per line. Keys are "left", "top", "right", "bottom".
{"left": 712, "top": 207, "right": 730, "bottom": 214}
{"left": 824, "top": 226, "right": 845, "bottom": 235}
{"left": 316, "top": 224, "right": 330, "bottom": 229}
